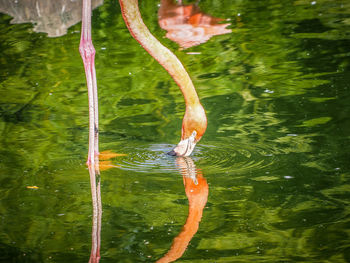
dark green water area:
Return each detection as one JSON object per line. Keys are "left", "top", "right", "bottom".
{"left": 1, "top": 0, "right": 350, "bottom": 262}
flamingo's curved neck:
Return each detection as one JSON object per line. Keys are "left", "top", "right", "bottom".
{"left": 119, "top": 0, "right": 200, "bottom": 107}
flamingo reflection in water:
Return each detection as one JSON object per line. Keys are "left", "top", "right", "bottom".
{"left": 158, "top": 0, "right": 232, "bottom": 49}
{"left": 157, "top": 157, "right": 208, "bottom": 263}
{"left": 87, "top": 150, "right": 125, "bottom": 263}
{"left": 87, "top": 155, "right": 208, "bottom": 263}
{"left": 87, "top": 165, "right": 102, "bottom": 263}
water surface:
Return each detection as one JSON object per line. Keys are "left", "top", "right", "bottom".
{"left": 0, "top": 0, "right": 350, "bottom": 262}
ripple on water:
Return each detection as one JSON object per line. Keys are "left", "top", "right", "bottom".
{"left": 115, "top": 144, "right": 180, "bottom": 174}
{"left": 196, "top": 142, "right": 277, "bottom": 174}
{"left": 114, "top": 141, "right": 277, "bottom": 174}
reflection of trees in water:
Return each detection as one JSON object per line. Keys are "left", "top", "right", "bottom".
{"left": 0, "top": 0, "right": 103, "bottom": 37}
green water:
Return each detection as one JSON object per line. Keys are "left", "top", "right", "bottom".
{"left": 1, "top": 0, "right": 350, "bottom": 262}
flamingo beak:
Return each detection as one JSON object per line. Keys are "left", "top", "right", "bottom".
{"left": 168, "top": 131, "right": 197, "bottom": 157}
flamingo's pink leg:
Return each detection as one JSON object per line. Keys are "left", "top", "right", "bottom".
{"left": 79, "top": 0, "right": 99, "bottom": 165}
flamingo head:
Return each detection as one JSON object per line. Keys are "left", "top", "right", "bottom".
{"left": 168, "top": 103, "right": 207, "bottom": 157}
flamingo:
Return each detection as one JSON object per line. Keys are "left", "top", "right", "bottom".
{"left": 80, "top": 0, "right": 207, "bottom": 165}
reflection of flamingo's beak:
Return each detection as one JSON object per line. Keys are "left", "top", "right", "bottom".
{"left": 168, "top": 131, "right": 197, "bottom": 157}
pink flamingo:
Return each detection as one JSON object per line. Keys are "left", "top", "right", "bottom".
{"left": 79, "top": 0, "right": 207, "bottom": 166}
